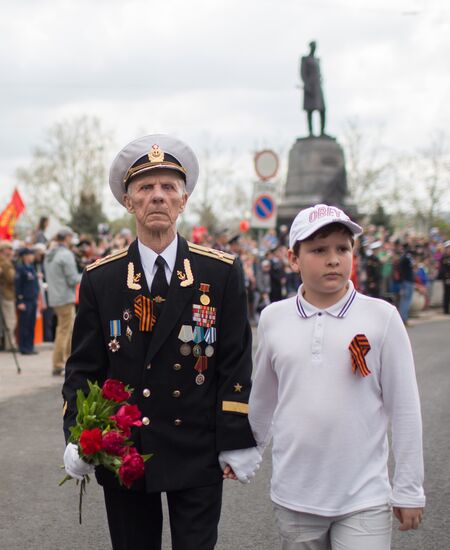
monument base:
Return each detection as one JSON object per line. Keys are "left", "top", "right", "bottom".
{"left": 277, "top": 135, "right": 357, "bottom": 228}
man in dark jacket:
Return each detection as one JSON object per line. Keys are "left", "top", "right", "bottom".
{"left": 438, "top": 240, "right": 450, "bottom": 314}
{"left": 15, "top": 248, "right": 39, "bottom": 354}
{"left": 62, "top": 134, "right": 260, "bottom": 550}
{"left": 398, "top": 243, "right": 415, "bottom": 323}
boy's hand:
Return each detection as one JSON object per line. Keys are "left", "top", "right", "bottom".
{"left": 393, "top": 507, "right": 424, "bottom": 530}
{"left": 222, "top": 465, "right": 237, "bottom": 480}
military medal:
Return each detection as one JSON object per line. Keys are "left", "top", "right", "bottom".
{"left": 199, "top": 283, "right": 210, "bottom": 305}
{"left": 204, "top": 327, "right": 216, "bottom": 357}
{"left": 126, "top": 325, "right": 133, "bottom": 342}
{"left": 192, "top": 304, "right": 217, "bottom": 328}
{"left": 179, "top": 344, "right": 190, "bottom": 356}
{"left": 192, "top": 326, "right": 204, "bottom": 357}
{"left": 192, "top": 344, "right": 202, "bottom": 357}
{"left": 108, "top": 320, "right": 122, "bottom": 352}
{"left": 178, "top": 325, "right": 193, "bottom": 356}
{"left": 194, "top": 356, "right": 208, "bottom": 385}
{"left": 123, "top": 309, "right": 132, "bottom": 322}
{"left": 108, "top": 338, "right": 120, "bottom": 353}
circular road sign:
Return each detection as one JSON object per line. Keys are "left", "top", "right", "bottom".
{"left": 253, "top": 193, "right": 275, "bottom": 220}
{"left": 254, "top": 149, "right": 279, "bottom": 181}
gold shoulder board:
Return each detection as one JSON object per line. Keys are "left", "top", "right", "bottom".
{"left": 86, "top": 247, "right": 128, "bottom": 271}
{"left": 188, "top": 242, "right": 235, "bottom": 265}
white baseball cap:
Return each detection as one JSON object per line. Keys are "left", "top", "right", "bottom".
{"left": 109, "top": 134, "right": 199, "bottom": 206}
{"left": 289, "top": 204, "right": 363, "bottom": 249}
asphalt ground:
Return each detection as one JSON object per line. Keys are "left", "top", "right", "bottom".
{"left": 0, "top": 311, "right": 449, "bottom": 549}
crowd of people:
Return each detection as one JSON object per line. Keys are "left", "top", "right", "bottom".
{"left": 196, "top": 223, "right": 450, "bottom": 325}
{"left": 0, "top": 216, "right": 449, "bottom": 364}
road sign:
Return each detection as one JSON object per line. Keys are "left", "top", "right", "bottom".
{"left": 254, "top": 150, "right": 279, "bottom": 181}
{"left": 251, "top": 182, "right": 277, "bottom": 229}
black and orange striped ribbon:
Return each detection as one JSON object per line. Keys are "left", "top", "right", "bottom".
{"left": 349, "top": 334, "right": 371, "bottom": 377}
{"left": 134, "top": 295, "right": 156, "bottom": 332}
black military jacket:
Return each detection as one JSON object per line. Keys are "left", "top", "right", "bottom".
{"left": 63, "top": 236, "right": 255, "bottom": 492}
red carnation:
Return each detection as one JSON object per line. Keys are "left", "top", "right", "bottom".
{"left": 79, "top": 428, "right": 103, "bottom": 455}
{"left": 102, "top": 379, "right": 131, "bottom": 403}
{"left": 111, "top": 404, "right": 142, "bottom": 436}
{"left": 119, "top": 448, "right": 145, "bottom": 488}
{"left": 102, "top": 431, "right": 126, "bottom": 455}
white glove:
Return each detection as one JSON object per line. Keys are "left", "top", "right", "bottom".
{"left": 64, "top": 443, "right": 95, "bottom": 480}
{"left": 218, "top": 447, "right": 262, "bottom": 484}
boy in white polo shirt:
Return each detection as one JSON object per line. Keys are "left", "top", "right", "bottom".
{"left": 249, "top": 204, "right": 425, "bottom": 550}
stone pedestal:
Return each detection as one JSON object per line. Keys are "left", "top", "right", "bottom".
{"left": 277, "top": 136, "right": 356, "bottom": 227}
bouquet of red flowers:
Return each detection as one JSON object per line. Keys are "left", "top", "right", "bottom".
{"left": 60, "top": 378, "right": 151, "bottom": 522}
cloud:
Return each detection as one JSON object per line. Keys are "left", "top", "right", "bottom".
{"left": 1, "top": 0, "right": 449, "bottom": 209}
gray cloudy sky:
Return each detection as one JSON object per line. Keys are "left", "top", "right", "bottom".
{"left": 1, "top": 0, "right": 449, "bottom": 214}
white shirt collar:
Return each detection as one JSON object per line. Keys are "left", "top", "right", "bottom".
{"left": 137, "top": 235, "right": 178, "bottom": 285}
{"left": 296, "top": 280, "right": 356, "bottom": 319}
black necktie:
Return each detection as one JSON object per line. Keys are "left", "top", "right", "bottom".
{"left": 151, "top": 256, "right": 169, "bottom": 301}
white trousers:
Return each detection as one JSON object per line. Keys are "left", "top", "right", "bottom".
{"left": 273, "top": 502, "right": 392, "bottom": 550}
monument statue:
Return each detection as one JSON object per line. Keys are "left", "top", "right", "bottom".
{"left": 277, "top": 41, "right": 357, "bottom": 227}
{"left": 300, "top": 41, "right": 326, "bottom": 137}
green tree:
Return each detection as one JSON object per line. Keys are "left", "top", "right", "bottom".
{"left": 70, "top": 191, "right": 108, "bottom": 237}
{"left": 370, "top": 204, "right": 392, "bottom": 232}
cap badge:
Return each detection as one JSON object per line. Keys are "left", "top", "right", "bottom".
{"left": 148, "top": 144, "right": 164, "bottom": 163}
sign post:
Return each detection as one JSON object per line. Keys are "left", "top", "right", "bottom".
{"left": 251, "top": 150, "right": 279, "bottom": 238}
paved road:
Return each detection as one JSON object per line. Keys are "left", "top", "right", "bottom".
{"left": 0, "top": 315, "right": 449, "bottom": 549}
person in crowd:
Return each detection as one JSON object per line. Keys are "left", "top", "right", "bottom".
{"left": 0, "top": 241, "right": 18, "bottom": 351}
{"left": 62, "top": 134, "right": 261, "bottom": 550}
{"left": 438, "top": 240, "right": 450, "bottom": 314}
{"left": 414, "top": 252, "right": 430, "bottom": 309}
{"left": 255, "top": 258, "right": 272, "bottom": 315}
{"left": 260, "top": 228, "right": 278, "bottom": 252}
{"left": 378, "top": 240, "right": 394, "bottom": 301}
{"left": 228, "top": 234, "right": 243, "bottom": 269}
{"left": 32, "top": 242, "right": 54, "bottom": 343}
{"left": 15, "top": 248, "right": 39, "bottom": 355}
{"left": 212, "top": 227, "right": 230, "bottom": 252}
{"left": 34, "top": 216, "right": 49, "bottom": 245}
{"left": 75, "top": 238, "right": 98, "bottom": 271}
{"left": 44, "top": 227, "right": 81, "bottom": 376}
{"left": 277, "top": 224, "right": 289, "bottom": 247}
{"left": 241, "top": 251, "right": 257, "bottom": 323}
{"left": 249, "top": 204, "right": 425, "bottom": 549}
{"left": 398, "top": 243, "right": 415, "bottom": 324}
{"left": 268, "top": 246, "right": 286, "bottom": 303}
{"left": 365, "top": 241, "right": 382, "bottom": 298}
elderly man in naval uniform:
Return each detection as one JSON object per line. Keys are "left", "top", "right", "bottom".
{"left": 62, "top": 134, "right": 261, "bottom": 550}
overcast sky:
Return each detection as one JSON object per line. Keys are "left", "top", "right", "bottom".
{"left": 1, "top": 0, "right": 449, "bottom": 217}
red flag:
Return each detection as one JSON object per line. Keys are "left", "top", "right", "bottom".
{"left": 0, "top": 189, "right": 26, "bottom": 240}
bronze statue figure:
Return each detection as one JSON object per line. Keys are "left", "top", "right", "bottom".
{"left": 300, "top": 41, "right": 326, "bottom": 137}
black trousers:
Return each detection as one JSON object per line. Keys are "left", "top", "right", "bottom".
{"left": 18, "top": 300, "right": 37, "bottom": 353}
{"left": 103, "top": 482, "right": 223, "bottom": 550}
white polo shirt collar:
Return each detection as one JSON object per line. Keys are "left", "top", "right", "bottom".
{"left": 138, "top": 234, "right": 178, "bottom": 287}
{"left": 296, "top": 280, "right": 357, "bottom": 319}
